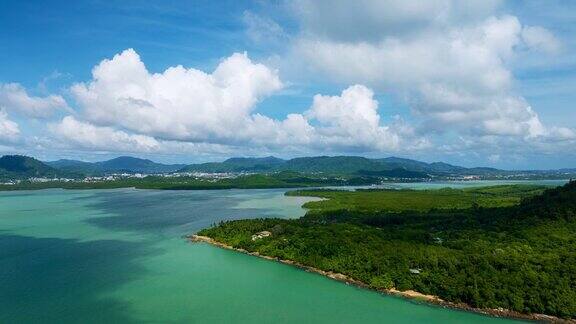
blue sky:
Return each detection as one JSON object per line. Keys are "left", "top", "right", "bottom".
{"left": 0, "top": 0, "right": 575, "bottom": 169}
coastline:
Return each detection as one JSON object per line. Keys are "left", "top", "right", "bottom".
{"left": 0, "top": 179, "right": 568, "bottom": 193}
{"left": 188, "top": 234, "right": 570, "bottom": 323}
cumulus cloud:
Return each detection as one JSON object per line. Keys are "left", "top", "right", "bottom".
{"left": 52, "top": 84, "right": 422, "bottom": 154}
{"left": 61, "top": 49, "right": 421, "bottom": 154}
{"left": 0, "top": 110, "right": 20, "bottom": 142}
{"left": 47, "top": 115, "right": 303, "bottom": 156}
{"left": 0, "top": 83, "right": 69, "bottom": 118}
{"left": 288, "top": 1, "right": 572, "bottom": 143}
{"left": 71, "top": 49, "right": 283, "bottom": 144}
{"left": 50, "top": 116, "right": 160, "bottom": 153}
{"left": 304, "top": 85, "right": 425, "bottom": 150}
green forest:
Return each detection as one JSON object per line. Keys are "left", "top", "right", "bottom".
{"left": 198, "top": 182, "right": 576, "bottom": 318}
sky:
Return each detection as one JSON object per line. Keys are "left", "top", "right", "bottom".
{"left": 0, "top": 0, "right": 575, "bottom": 169}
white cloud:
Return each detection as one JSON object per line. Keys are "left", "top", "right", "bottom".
{"left": 47, "top": 116, "right": 300, "bottom": 157}
{"left": 291, "top": 0, "right": 503, "bottom": 42}
{"left": 0, "top": 110, "right": 20, "bottom": 142}
{"left": 71, "top": 49, "right": 283, "bottom": 144}
{"left": 50, "top": 116, "right": 160, "bottom": 153}
{"left": 243, "top": 11, "right": 287, "bottom": 45}
{"left": 304, "top": 85, "right": 419, "bottom": 150}
{"left": 288, "top": 2, "right": 573, "bottom": 143}
{"left": 295, "top": 14, "right": 524, "bottom": 93}
{"left": 51, "top": 78, "right": 426, "bottom": 154}
{"left": 521, "top": 25, "right": 561, "bottom": 54}
{"left": 65, "top": 49, "right": 423, "bottom": 154}
{"left": 0, "top": 83, "right": 69, "bottom": 118}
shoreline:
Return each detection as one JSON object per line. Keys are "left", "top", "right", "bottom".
{"left": 188, "top": 234, "right": 570, "bottom": 323}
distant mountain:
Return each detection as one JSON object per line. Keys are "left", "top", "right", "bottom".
{"left": 96, "top": 156, "right": 185, "bottom": 173}
{"left": 426, "top": 162, "right": 467, "bottom": 174}
{"left": 47, "top": 159, "right": 99, "bottom": 175}
{"left": 278, "top": 156, "right": 382, "bottom": 174}
{"left": 180, "top": 156, "right": 285, "bottom": 173}
{"left": 225, "top": 156, "right": 285, "bottom": 168}
{"left": 356, "top": 168, "right": 429, "bottom": 178}
{"left": 47, "top": 156, "right": 185, "bottom": 175}
{"left": 4, "top": 153, "right": 570, "bottom": 180}
{"left": 376, "top": 157, "right": 432, "bottom": 171}
{"left": 376, "top": 157, "right": 467, "bottom": 174}
{"left": 374, "top": 157, "right": 514, "bottom": 176}
{"left": 181, "top": 156, "right": 431, "bottom": 178}
{"left": 0, "top": 155, "right": 68, "bottom": 179}
{"left": 179, "top": 155, "right": 559, "bottom": 178}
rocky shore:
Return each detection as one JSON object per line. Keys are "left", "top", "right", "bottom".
{"left": 188, "top": 234, "right": 571, "bottom": 323}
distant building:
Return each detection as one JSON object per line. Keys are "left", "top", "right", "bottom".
{"left": 251, "top": 231, "right": 272, "bottom": 241}
{"left": 409, "top": 268, "right": 421, "bottom": 274}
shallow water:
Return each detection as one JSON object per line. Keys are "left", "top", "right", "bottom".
{"left": 328, "top": 179, "right": 568, "bottom": 191}
{"left": 0, "top": 183, "right": 544, "bottom": 323}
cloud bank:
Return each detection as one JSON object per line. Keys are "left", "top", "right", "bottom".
{"left": 290, "top": 1, "right": 568, "bottom": 142}
{"left": 47, "top": 49, "right": 422, "bottom": 154}
{"left": 0, "top": 111, "right": 20, "bottom": 143}
{"left": 0, "top": 83, "right": 68, "bottom": 118}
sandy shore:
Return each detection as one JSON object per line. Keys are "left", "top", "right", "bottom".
{"left": 188, "top": 234, "right": 571, "bottom": 323}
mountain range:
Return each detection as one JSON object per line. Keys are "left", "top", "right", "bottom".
{"left": 0, "top": 154, "right": 574, "bottom": 181}
{"left": 0, "top": 155, "right": 68, "bottom": 180}
{"left": 179, "top": 156, "right": 500, "bottom": 177}
{"left": 46, "top": 156, "right": 186, "bottom": 175}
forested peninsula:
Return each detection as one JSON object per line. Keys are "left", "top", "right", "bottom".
{"left": 196, "top": 183, "right": 576, "bottom": 320}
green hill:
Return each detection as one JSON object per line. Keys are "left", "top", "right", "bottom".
{"left": 278, "top": 156, "right": 382, "bottom": 173}
{"left": 6, "top": 153, "right": 574, "bottom": 180}
{"left": 180, "top": 156, "right": 285, "bottom": 173}
{"left": 47, "top": 159, "right": 99, "bottom": 175}
{"left": 181, "top": 156, "right": 431, "bottom": 178}
{"left": 179, "top": 155, "right": 516, "bottom": 178}
{"left": 47, "top": 156, "right": 185, "bottom": 175}
{"left": 95, "top": 156, "right": 185, "bottom": 173}
{"left": 0, "top": 155, "right": 67, "bottom": 180}
{"left": 355, "top": 168, "right": 430, "bottom": 178}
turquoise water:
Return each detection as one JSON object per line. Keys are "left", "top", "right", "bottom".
{"left": 0, "top": 184, "right": 537, "bottom": 323}
{"left": 328, "top": 179, "right": 569, "bottom": 191}
{"left": 386, "top": 179, "right": 568, "bottom": 190}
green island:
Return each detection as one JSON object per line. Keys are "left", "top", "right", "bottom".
{"left": 197, "top": 182, "right": 576, "bottom": 320}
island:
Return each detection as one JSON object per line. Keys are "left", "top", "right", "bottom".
{"left": 193, "top": 182, "right": 576, "bottom": 321}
